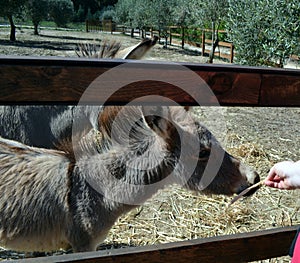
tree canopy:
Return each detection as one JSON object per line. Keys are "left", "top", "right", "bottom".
{"left": 72, "top": 0, "right": 100, "bottom": 13}
{"left": 27, "top": 0, "right": 49, "bottom": 35}
{"left": 49, "top": 0, "right": 74, "bottom": 27}
{"left": 226, "top": 0, "right": 300, "bottom": 67}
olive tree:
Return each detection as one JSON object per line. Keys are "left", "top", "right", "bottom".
{"left": 114, "top": 0, "right": 153, "bottom": 38}
{"left": 114, "top": 0, "right": 134, "bottom": 36}
{"left": 148, "top": 0, "right": 178, "bottom": 46}
{"left": 49, "top": 0, "right": 74, "bottom": 28}
{"left": 172, "top": 0, "right": 196, "bottom": 27}
{"left": 226, "top": 0, "right": 300, "bottom": 67}
{"left": 0, "top": 0, "right": 27, "bottom": 41}
{"left": 188, "top": 0, "right": 229, "bottom": 63}
{"left": 131, "top": 0, "right": 153, "bottom": 38}
{"left": 27, "top": 0, "right": 49, "bottom": 35}
{"left": 100, "top": 6, "right": 115, "bottom": 21}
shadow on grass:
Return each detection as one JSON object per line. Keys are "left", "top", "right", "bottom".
{"left": 38, "top": 33, "right": 103, "bottom": 42}
{"left": 0, "top": 39, "right": 76, "bottom": 52}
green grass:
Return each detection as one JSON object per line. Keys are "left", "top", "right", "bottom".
{"left": 0, "top": 18, "right": 85, "bottom": 32}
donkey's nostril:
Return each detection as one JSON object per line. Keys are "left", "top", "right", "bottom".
{"left": 254, "top": 172, "right": 260, "bottom": 184}
{"left": 235, "top": 171, "right": 261, "bottom": 196}
{"left": 242, "top": 172, "right": 261, "bottom": 197}
{"left": 247, "top": 170, "right": 260, "bottom": 185}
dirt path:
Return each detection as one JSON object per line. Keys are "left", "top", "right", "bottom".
{"left": 0, "top": 27, "right": 225, "bottom": 63}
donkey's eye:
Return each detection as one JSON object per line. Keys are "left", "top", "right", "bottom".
{"left": 199, "top": 149, "right": 210, "bottom": 159}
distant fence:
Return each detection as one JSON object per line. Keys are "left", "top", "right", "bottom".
{"left": 85, "top": 20, "right": 101, "bottom": 32}
{"left": 169, "top": 26, "right": 234, "bottom": 63}
{"left": 85, "top": 20, "right": 159, "bottom": 39}
{"left": 86, "top": 20, "right": 123, "bottom": 33}
{"left": 85, "top": 20, "right": 234, "bottom": 62}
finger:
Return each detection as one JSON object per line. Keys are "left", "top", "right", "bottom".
{"left": 264, "top": 180, "right": 276, "bottom": 187}
{"left": 273, "top": 175, "right": 283, "bottom": 182}
{"left": 275, "top": 180, "right": 295, "bottom": 190}
{"left": 264, "top": 177, "right": 288, "bottom": 189}
{"left": 266, "top": 166, "right": 277, "bottom": 180}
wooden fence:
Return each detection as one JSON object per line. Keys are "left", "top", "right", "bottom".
{"left": 1, "top": 57, "right": 299, "bottom": 106}
{"left": 86, "top": 20, "right": 158, "bottom": 39}
{"left": 86, "top": 20, "right": 123, "bottom": 33}
{"left": 20, "top": 226, "right": 299, "bottom": 263}
{"left": 85, "top": 19, "right": 102, "bottom": 32}
{"left": 85, "top": 21, "right": 234, "bottom": 62}
{"left": 0, "top": 56, "right": 299, "bottom": 262}
{"left": 169, "top": 27, "right": 234, "bottom": 62}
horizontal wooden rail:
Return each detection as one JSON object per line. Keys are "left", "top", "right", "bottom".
{"left": 202, "top": 40, "right": 234, "bottom": 62}
{"left": 0, "top": 56, "right": 299, "bottom": 106}
{"left": 17, "top": 225, "right": 299, "bottom": 263}
{"left": 205, "top": 39, "right": 233, "bottom": 48}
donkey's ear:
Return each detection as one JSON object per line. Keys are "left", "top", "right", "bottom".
{"left": 142, "top": 106, "right": 171, "bottom": 136}
{"left": 116, "top": 36, "right": 158, "bottom": 59}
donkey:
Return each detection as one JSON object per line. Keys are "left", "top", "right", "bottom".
{"left": 0, "top": 106, "right": 259, "bottom": 253}
{"left": 0, "top": 37, "right": 158, "bottom": 149}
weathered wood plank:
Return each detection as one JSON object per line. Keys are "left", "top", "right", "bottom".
{"left": 261, "top": 74, "right": 300, "bottom": 106}
{"left": 0, "top": 56, "right": 299, "bottom": 106}
{"left": 17, "top": 226, "right": 298, "bottom": 263}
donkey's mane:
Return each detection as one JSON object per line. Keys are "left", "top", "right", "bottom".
{"left": 55, "top": 130, "right": 100, "bottom": 165}
{"left": 56, "top": 106, "right": 152, "bottom": 164}
{"left": 97, "top": 106, "right": 123, "bottom": 135}
{"left": 97, "top": 106, "right": 155, "bottom": 143}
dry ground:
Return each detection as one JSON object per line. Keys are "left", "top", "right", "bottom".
{"left": 0, "top": 27, "right": 299, "bottom": 262}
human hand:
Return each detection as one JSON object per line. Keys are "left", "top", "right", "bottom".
{"left": 264, "top": 161, "right": 300, "bottom": 190}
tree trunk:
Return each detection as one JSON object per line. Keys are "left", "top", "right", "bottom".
{"left": 211, "top": 21, "right": 215, "bottom": 49}
{"left": 164, "top": 35, "right": 168, "bottom": 49}
{"left": 141, "top": 29, "right": 145, "bottom": 39}
{"left": 131, "top": 28, "right": 134, "bottom": 38}
{"left": 208, "top": 36, "right": 219, "bottom": 63}
{"left": 8, "top": 15, "right": 16, "bottom": 41}
{"left": 207, "top": 21, "right": 215, "bottom": 63}
{"left": 208, "top": 21, "right": 219, "bottom": 64}
{"left": 34, "top": 22, "right": 39, "bottom": 35}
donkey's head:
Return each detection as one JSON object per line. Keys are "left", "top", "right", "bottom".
{"left": 159, "top": 107, "right": 259, "bottom": 196}
{"left": 95, "top": 106, "right": 259, "bottom": 197}
{"left": 184, "top": 121, "right": 260, "bottom": 196}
